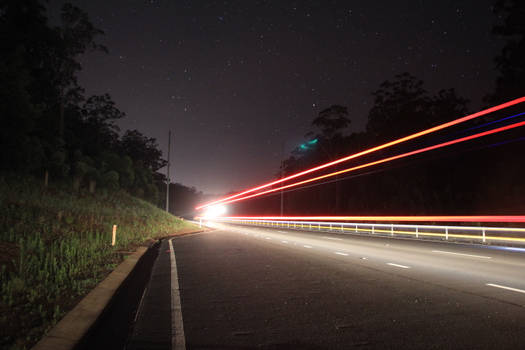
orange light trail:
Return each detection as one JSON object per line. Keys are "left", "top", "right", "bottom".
{"left": 219, "top": 215, "right": 525, "bottom": 223}
{"left": 196, "top": 96, "right": 525, "bottom": 209}
{"left": 210, "top": 120, "right": 525, "bottom": 206}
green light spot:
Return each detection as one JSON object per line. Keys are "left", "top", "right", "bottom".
{"left": 308, "top": 138, "right": 318, "bottom": 145}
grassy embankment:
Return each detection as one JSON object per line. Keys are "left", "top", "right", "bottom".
{"left": 0, "top": 175, "right": 197, "bottom": 349}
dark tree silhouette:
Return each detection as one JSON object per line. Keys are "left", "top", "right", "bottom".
{"left": 274, "top": 73, "right": 472, "bottom": 217}
{"left": 312, "top": 105, "right": 351, "bottom": 139}
{"left": 120, "top": 130, "right": 167, "bottom": 172}
{"left": 486, "top": 0, "right": 525, "bottom": 104}
{"left": 366, "top": 73, "right": 430, "bottom": 142}
{"left": 0, "top": 0, "right": 172, "bottom": 204}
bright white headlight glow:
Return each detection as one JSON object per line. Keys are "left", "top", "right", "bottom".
{"left": 203, "top": 204, "right": 227, "bottom": 218}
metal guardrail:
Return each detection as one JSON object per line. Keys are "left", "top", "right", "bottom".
{"left": 213, "top": 218, "right": 525, "bottom": 246}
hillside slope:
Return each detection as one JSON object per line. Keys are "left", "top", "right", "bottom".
{"left": 0, "top": 175, "right": 196, "bottom": 349}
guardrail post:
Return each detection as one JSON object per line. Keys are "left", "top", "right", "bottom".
{"left": 341, "top": 224, "right": 343, "bottom": 232}
{"left": 415, "top": 226, "right": 418, "bottom": 238}
{"left": 482, "top": 228, "right": 486, "bottom": 243}
{"left": 391, "top": 224, "right": 394, "bottom": 236}
{"left": 309, "top": 223, "right": 312, "bottom": 230}
{"left": 330, "top": 223, "right": 332, "bottom": 231}
{"left": 355, "top": 224, "right": 358, "bottom": 233}
{"left": 372, "top": 225, "right": 374, "bottom": 234}
{"left": 445, "top": 227, "right": 449, "bottom": 240}
{"left": 318, "top": 223, "right": 321, "bottom": 231}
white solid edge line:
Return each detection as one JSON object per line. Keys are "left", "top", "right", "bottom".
{"left": 334, "top": 252, "right": 348, "bottom": 256}
{"left": 281, "top": 240, "right": 288, "bottom": 243}
{"left": 303, "top": 245, "right": 313, "bottom": 248}
{"left": 387, "top": 262, "right": 410, "bottom": 269}
{"left": 432, "top": 250, "right": 491, "bottom": 259}
{"left": 169, "top": 239, "right": 186, "bottom": 350}
{"left": 265, "top": 237, "right": 272, "bottom": 240}
{"left": 486, "top": 283, "right": 525, "bottom": 294}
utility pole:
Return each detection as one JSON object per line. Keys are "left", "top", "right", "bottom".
{"left": 166, "top": 130, "right": 171, "bottom": 213}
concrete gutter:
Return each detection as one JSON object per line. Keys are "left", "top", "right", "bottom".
{"left": 32, "top": 246, "right": 148, "bottom": 350}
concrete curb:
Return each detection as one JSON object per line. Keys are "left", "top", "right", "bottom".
{"left": 32, "top": 246, "right": 148, "bottom": 350}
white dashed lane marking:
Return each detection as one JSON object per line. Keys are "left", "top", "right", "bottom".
{"left": 323, "top": 236, "right": 343, "bottom": 241}
{"left": 486, "top": 283, "right": 525, "bottom": 294}
{"left": 432, "top": 250, "right": 491, "bottom": 259}
{"left": 387, "top": 263, "right": 410, "bottom": 269}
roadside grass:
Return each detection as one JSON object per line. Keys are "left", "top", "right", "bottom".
{"left": 0, "top": 175, "right": 197, "bottom": 349}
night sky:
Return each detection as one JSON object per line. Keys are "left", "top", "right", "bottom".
{"left": 48, "top": 0, "right": 504, "bottom": 195}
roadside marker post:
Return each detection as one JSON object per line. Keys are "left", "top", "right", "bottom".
{"left": 111, "top": 225, "right": 117, "bottom": 246}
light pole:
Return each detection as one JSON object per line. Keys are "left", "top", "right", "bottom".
{"left": 166, "top": 130, "right": 171, "bottom": 213}
{"left": 280, "top": 142, "right": 284, "bottom": 216}
{"left": 298, "top": 138, "right": 340, "bottom": 212}
{"left": 280, "top": 138, "right": 318, "bottom": 216}
{"left": 313, "top": 139, "right": 340, "bottom": 212}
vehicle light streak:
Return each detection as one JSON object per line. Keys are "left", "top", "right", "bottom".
{"left": 218, "top": 215, "right": 525, "bottom": 223}
{"left": 463, "top": 111, "right": 525, "bottom": 132}
{"left": 211, "top": 120, "right": 525, "bottom": 206}
{"left": 196, "top": 97, "right": 525, "bottom": 209}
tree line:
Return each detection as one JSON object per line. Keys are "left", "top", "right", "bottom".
{"left": 0, "top": 0, "right": 198, "bottom": 207}
{"left": 235, "top": 0, "right": 525, "bottom": 217}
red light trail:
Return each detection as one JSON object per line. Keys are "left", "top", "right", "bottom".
{"left": 196, "top": 96, "right": 525, "bottom": 209}
{"left": 218, "top": 215, "right": 525, "bottom": 223}
{"left": 206, "top": 119, "right": 525, "bottom": 207}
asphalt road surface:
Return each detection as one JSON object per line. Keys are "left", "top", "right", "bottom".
{"left": 132, "top": 223, "right": 525, "bottom": 349}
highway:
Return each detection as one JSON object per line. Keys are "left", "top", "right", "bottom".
{"left": 132, "top": 223, "right": 525, "bottom": 349}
